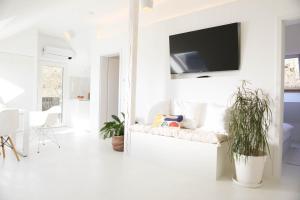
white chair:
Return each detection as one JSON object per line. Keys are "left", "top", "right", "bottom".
{"left": 0, "top": 109, "right": 20, "bottom": 161}
{"left": 30, "top": 109, "right": 61, "bottom": 153}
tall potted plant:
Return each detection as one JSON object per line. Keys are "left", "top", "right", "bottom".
{"left": 100, "top": 113, "right": 125, "bottom": 152}
{"left": 229, "top": 81, "right": 272, "bottom": 187}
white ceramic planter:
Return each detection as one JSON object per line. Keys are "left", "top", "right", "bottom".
{"left": 234, "top": 153, "right": 267, "bottom": 187}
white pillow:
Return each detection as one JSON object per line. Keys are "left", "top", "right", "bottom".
{"left": 202, "top": 103, "right": 227, "bottom": 134}
{"left": 147, "top": 100, "right": 171, "bottom": 125}
{"left": 171, "top": 100, "right": 202, "bottom": 129}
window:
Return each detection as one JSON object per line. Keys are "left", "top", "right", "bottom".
{"left": 284, "top": 55, "right": 300, "bottom": 91}
{"left": 41, "top": 65, "right": 64, "bottom": 124}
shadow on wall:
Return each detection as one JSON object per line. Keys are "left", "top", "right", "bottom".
{"left": 0, "top": 78, "right": 24, "bottom": 104}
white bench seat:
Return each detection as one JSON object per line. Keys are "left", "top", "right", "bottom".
{"left": 129, "top": 124, "right": 232, "bottom": 180}
{"left": 130, "top": 124, "right": 228, "bottom": 145}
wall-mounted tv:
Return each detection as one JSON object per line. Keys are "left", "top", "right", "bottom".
{"left": 169, "top": 23, "right": 240, "bottom": 77}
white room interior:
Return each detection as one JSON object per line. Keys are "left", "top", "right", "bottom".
{"left": 0, "top": 0, "right": 300, "bottom": 200}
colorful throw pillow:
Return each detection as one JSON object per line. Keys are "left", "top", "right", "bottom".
{"left": 152, "top": 114, "right": 165, "bottom": 127}
{"left": 152, "top": 114, "right": 183, "bottom": 128}
{"left": 164, "top": 115, "right": 183, "bottom": 122}
{"left": 161, "top": 121, "right": 181, "bottom": 128}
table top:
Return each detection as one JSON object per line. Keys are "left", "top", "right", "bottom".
{"left": 0, "top": 108, "right": 27, "bottom": 114}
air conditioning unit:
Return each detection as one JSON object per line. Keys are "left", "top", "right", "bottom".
{"left": 42, "top": 46, "right": 75, "bottom": 61}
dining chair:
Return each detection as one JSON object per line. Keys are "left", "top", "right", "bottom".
{"left": 30, "top": 108, "right": 61, "bottom": 153}
{"left": 0, "top": 109, "right": 20, "bottom": 161}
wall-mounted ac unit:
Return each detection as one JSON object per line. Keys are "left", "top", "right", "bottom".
{"left": 42, "top": 46, "right": 75, "bottom": 61}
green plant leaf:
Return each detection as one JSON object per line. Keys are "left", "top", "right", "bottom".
{"left": 112, "top": 115, "right": 121, "bottom": 123}
{"left": 228, "top": 80, "right": 272, "bottom": 162}
{"left": 99, "top": 112, "right": 125, "bottom": 139}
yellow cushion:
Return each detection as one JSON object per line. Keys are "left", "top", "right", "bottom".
{"left": 152, "top": 114, "right": 182, "bottom": 128}
{"left": 152, "top": 114, "right": 165, "bottom": 128}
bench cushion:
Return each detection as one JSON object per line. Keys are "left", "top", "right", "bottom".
{"left": 130, "top": 124, "right": 228, "bottom": 145}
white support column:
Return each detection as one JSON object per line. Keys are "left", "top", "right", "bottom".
{"left": 125, "top": 0, "right": 140, "bottom": 153}
{"left": 128, "top": 0, "right": 139, "bottom": 125}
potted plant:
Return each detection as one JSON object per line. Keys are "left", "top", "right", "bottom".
{"left": 228, "top": 81, "right": 272, "bottom": 188}
{"left": 100, "top": 113, "right": 125, "bottom": 152}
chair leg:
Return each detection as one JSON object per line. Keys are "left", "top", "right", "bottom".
{"left": 1, "top": 136, "right": 5, "bottom": 159}
{"left": 37, "top": 129, "right": 41, "bottom": 153}
{"left": 8, "top": 137, "right": 20, "bottom": 161}
{"left": 42, "top": 129, "right": 46, "bottom": 146}
{"left": 50, "top": 129, "right": 61, "bottom": 149}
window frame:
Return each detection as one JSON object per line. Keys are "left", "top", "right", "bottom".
{"left": 284, "top": 54, "right": 300, "bottom": 92}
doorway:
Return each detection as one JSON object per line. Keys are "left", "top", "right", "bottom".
{"left": 100, "top": 55, "right": 120, "bottom": 125}
{"left": 282, "top": 20, "right": 300, "bottom": 173}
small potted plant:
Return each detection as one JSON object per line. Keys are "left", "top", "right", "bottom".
{"left": 100, "top": 113, "right": 125, "bottom": 152}
{"left": 229, "top": 81, "right": 272, "bottom": 188}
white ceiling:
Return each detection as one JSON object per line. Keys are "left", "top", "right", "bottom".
{"left": 0, "top": 0, "right": 239, "bottom": 39}
{"left": 140, "top": 0, "right": 238, "bottom": 25}
{"left": 0, "top": 0, "right": 128, "bottom": 39}
{"left": 0, "top": 0, "right": 239, "bottom": 77}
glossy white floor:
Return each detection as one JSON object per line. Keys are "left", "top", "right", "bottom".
{"left": 0, "top": 129, "right": 299, "bottom": 200}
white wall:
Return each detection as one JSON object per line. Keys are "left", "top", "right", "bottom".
{"left": 38, "top": 33, "right": 71, "bottom": 61}
{"left": 136, "top": 0, "right": 300, "bottom": 122}
{"left": 37, "top": 34, "right": 71, "bottom": 126}
{"left": 134, "top": 0, "right": 300, "bottom": 178}
{"left": 0, "top": 29, "right": 91, "bottom": 122}
{"left": 69, "top": 76, "right": 91, "bottom": 130}
{"left": 0, "top": 31, "right": 75, "bottom": 115}
{"left": 0, "top": 29, "right": 37, "bottom": 57}
{"left": 38, "top": 33, "right": 92, "bottom": 128}
{"left": 0, "top": 28, "right": 38, "bottom": 110}
{"left": 70, "top": 77, "right": 90, "bottom": 99}
{"left": 285, "top": 23, "right": 300, "bottom": 56}
{"left": 90, "top": 0, "right": 300, "bottom": 178}
{"left": 0, "top": 54, "right": 37, "bottom": 110}
{"left": 90, "top": 33, "right": 129, "bottom": 132}
{"left": 38, "top": 33, "right": 91, "bottom": 77}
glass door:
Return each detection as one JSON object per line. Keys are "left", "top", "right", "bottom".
{"left": 41, "top": 65, "right": 64, "bottom": 124}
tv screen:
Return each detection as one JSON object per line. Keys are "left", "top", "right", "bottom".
{"left": 169, "top": 23, "right": 240, "bottom": 76}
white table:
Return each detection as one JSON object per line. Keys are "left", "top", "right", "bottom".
{"left": 0, "top": 108, "right": 30, "bottom": 157}
{"left": 12, "top": 109, "right": 30, "bottom": 157}
{"left": 20, "top": 109, "right": 30, "bottom": 156}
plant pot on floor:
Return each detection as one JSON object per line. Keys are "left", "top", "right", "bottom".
{"left": 99, "top": 113, "right": 125, "bottom": 152}
{"left": 233, "top": 153, "right": 267, "bottom": 187}
{"left": 112, "top": 136, "right": 124, "bottom": 152}
{"left": 228, "top": 81, "right": 272, "bottom": 188}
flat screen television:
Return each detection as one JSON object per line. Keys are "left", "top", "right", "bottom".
{"left": 169, "top": 23, "right": 240, "bottom": 77}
